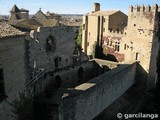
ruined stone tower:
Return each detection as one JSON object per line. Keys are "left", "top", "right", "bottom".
{"left": 126, "top": 4, "right": 159, "bottom": 88}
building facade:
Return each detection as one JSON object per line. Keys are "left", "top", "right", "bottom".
{"left": 82, "top": 3, "right": 160, "bottom": 87}
{"left": 0, "top": 22, "right": 27, "bottom": 120}
{"left": 82, "top": 3, "right": 128, "bottom": 57}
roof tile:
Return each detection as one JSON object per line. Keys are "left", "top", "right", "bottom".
{"left": 0, "top": 22, "right": 25, "bottom": 38}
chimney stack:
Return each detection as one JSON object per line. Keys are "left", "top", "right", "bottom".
{"left": 94, "top": 3, "right": 100, "bottom": 12}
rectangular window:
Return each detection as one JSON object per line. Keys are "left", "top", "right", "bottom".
{"left": 87, "top": 42, "right": 89, "bottom": 46}
{"left": 124, "top": 44, "right": 127, "bottom": 50}
{"left": 117, "top": 28, "right": 119, "bottom": 33}
{"left": 117, "top": 45, "right": 120, "bottom": 52}
{"left": 0, "top": 69, "right": 5, "bottom": 100}
{"left": 136, "top": 53, "right": 139, "bottom": 61}
{"left": 103, "top": 28, "right": 105, "bottom": 32}
{"left": 110, "top": 41, "right": 112, "bottom": 46}
{"left": 107, "top": 41, "right": 109, "bottom": 45}
{"left": 103, "top": 18, "right": 105, "bottom": 22}
{"left": 115, "top": 45, "right": 117, "bottom": 51}
{"left": 83, "top": 24, "right": 85, "bottom": 30}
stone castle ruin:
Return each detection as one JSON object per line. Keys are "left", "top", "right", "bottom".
{"left": 0, "top": 3, "right": 160, "bottom": 120}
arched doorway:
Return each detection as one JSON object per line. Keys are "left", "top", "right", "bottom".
{"left": 54, "top": 75, "right": 61, "bottom": 89}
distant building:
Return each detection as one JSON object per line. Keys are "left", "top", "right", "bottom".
{"left": 33, "top": 8, "right": 48, "bottom": 20}
{"left": 82, "top": 3, "right": 160, "bottom": 88}
{"left": 46, "top": 11, "right": 61, "bottom": 21}
{"left": 0, "top": 22, "right": 27, "bottom": 120}
{"left": 8, "top": 5, "right": 38, "bottom": 31}
{"left": 0, "top": 15, "right": 8, "bottom": 22}
{"left": 0, "top": 15, "right": 3, "bottom": 21}
{"left": 9, "top": 4, "right": 29, "bottom": 21}
{"left": 32, "top": 9, "right": 60, "bottom": 27}
{"left": 8, "top": 6, "right": 43, "bottom": 31}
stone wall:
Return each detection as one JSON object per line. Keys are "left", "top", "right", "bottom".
{"left": 31, "top": 61, "right": 95, "bottom": 96}
{"left": 28, "top": 26, "right": 79, "bottom": 72}
{"left": 0, "top": 36, "right": 27, "bottom": 120}
{"left": 31, "top": 59, "right": 116, "bottom": 96}
{"left": 57, "top": 62, "right": 137, "bottom": 120}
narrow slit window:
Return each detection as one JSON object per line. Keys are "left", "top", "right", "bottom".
{"left": 136, "top": 53, "right": 139, "bottom": 61}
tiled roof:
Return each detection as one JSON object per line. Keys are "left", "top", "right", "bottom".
{"left": 33, "top": 10, "right": 48, "bottom": 20}
{"left": 88, "top": 10, "right": 119, "bottom": 16}
{"left": 20, "top": 8, "right": 29, "bottom": 12}
{"left": 0, "top": 22, "right": 25, "bottom": 38}
{"left": 10, "top": 19, "right": 42, "bottom": 31}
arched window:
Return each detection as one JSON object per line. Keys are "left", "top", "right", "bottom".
{"left": 45, "top": 35, "right": 56, "bottom": 52}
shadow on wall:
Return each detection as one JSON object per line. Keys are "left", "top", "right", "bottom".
{"left": 135, "top": 62, "right": 148, "bottom": 85}
{"left": 33, "top": 62, "right": 149, "bottom": 120}
{"left": 102, "top": 54, "right": 118, "bottom": 62}
{"left": 78, "top": 67, "right": 83, "bottom": 83}
{"left": 95, "top": 44, "right": 118, "bottom": 62}
{"left": 156, "top": 50, "right": 160, "bottom": 88}
{"left": 94, "top": 62, "right": 148, "bottom": 120}
{"left": 92, "top": 60, "right": 111, "bottom": 77}
{"left": 45, "top": 75, "right": 62, "bottom": 98}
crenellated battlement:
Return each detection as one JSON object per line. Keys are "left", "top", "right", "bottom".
{"left": 129, "top": 4, "right": 158, "bottom": 13}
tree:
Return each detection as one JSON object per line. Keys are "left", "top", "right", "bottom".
{"left": 8, "top": 90, "right": 34, "bottom": 120}
{"left": 76, "top": 25, "right": 82, "bottom": 46}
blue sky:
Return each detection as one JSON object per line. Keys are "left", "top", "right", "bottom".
{"left": 0, "top": 0, "right": 159, "bottom": 15}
